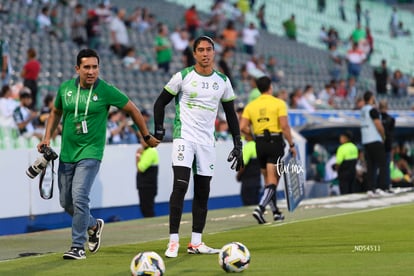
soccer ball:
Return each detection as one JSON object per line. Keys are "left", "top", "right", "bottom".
{"left": 130, "top": 251, "right": 166, "bottom": 276}
{"left": 218, "top": 242, "right": 250, "bottom": 273}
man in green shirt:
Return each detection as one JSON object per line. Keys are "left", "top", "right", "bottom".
{"left": 335, "top": 131, "right": 358, "bottom": 194}
{"left": 37, "top": 49, "right": 159, "bottom": 260}
{"left": 283, "top": 14, "right": 297, "bottom": 40}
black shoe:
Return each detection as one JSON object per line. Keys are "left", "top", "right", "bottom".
{"left": 274, "top": 212, "right": 285, "bottom": 221}
{"left": 88, "top": 219, "right": 104, "bottom": 253}
{"left": 252, "top": 207, "right": 266, "bottom": 224}
{"left": 63, "top": 247, "right": 86, "bottom": 260}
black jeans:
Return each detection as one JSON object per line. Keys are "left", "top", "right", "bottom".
{"left": 364, "top": 141, "right": 387, "bottom": 192}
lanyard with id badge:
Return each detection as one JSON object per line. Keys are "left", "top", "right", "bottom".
{"left": 74, "top": 84, "right": 93, "bottom": 135}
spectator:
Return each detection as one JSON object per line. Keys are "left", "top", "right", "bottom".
{"left": 242, "top": 22, "right": 259, "bottom": 55}
{"left": 182, "top": 36, "right": 196, "bottom": 67}
{"left": 203, "top": 14, "right": 221, "bottom": 39}
{"left": 154, "top": 23, "right": 173, "bottom": 74}
{"left": 256, "top": 4, "right": 267, "bottom": 31}
{"left": 327, "top": 27, "right": 340, "bottom": 48}
{"left": 107, "top": 107, "right": 126, "bottom": 145}
{"left": 317, "top": 0, "right": 326, "bottom": 13}
{"left": 245, "top": 55, "right": 266, "bottom": 79}
{"left": 350, "top": 22, "right": 366, "bottom": 44}
{"left": 283, "top": 14, "right": 297, "bottom": 40}
{"left": 128, "top": 7, "right": 153, "bottom": 33}
{"left": 0, "top": 85, "right": 19, "bottom": 128}
{"left": 0, "top": 38, "right": 12, "bottom": 86}
{"left": 184, "top": 5, "right": 201, "bottom": 39}
{"left": 21, "top": 48, "right": 41, "bottom": 110}
{"left": 318, "top": 83, "right": 333, "bottom": 103}
{"left": 95, "top": 2, "right": 112, "bottom": 24}
{"left": 339, "top": 0, "right": 346, "bottom": 22}
{"left": 71, "top": 3, "right": 86, "bottom": 47}
{"left": 215, "top": 119, "right": 230, "bottom": 141}
{"left": 236, "top": 132, "right": 261, "bottom": 205}
{"left": 36, "top": 94, "right": 60, "bottom": 141}
{"left": 335, "top": 131, "right": 358, "bottom": 194}
{"left": 36, "top": 6, "right": 58, "bottom": 38}
{"left": 364, "top": 27, "right": 374, "bottom": 59}
{"left": 364, "top": 9, "right": 370, "bottom": 28}
{"left": 135, "top": 135, "right": 159, "bottom": 217}
{"left": 319, "top": 26, "right": 329, "bottom": 46}
{"left": 13, "top": 87, "right": 42, "bottom": 140}
{"left": 328, "top": 44, "right": 343, "bottom": 81}
{"left": 390, "top": 69, "right": 409, "bottom": 97}
{"left": 373, "top": 59, "right": 389, "bottom": 95}
{"left": 85, "top": 9, "right": 101, "bottom": 50}
{"left": 247, "top": 77, "right": 261, "bottom": 103}
{"left": 389, "top": 7, "right": 398, "bottom": 37}
{"left": 266, "top": 56, "right": 284, "bottom": 83}
{"left": 346, "top": 42, "right": 365, "bottom": 79}
{"left": 347, "top": 76, "right": 358, "bottom": 102}
{"left": 218, "top": 47, "right": 234, "bottom": 85}
{"left": 221, "top": 20, "right": 239, "bottom": 51}
{"left": 396, "top": 21, "right": 411, "bottom": 37}
{"left": 109, "top": 8, "right": 130, "bottom": 58}
{"left": 122, "top": 47, "right": 155, "bottom": 72}
{"left": 355, "top": 0, "right": 361, "bottom": 24}
{"left": 170, "top": 27, "right": 189, "bottom": 52}
{"left": 295, "top": 88, "right": 315, "bottom": 111}
{"left": 335, "top": 79, "right": 348, "bottom": 98}
{"left": 303, "top": 84, "right": 317, "bottom": 107}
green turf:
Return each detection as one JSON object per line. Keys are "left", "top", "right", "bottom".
{"left": 0, "top": 204, "right": 413, "bottom": 275}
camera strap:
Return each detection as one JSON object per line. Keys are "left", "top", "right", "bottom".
{"left": 38, "top": 160, "right": 55, "bottom": 200}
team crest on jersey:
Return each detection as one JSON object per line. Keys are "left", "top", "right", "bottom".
{"left": 92, "top": 94, "right": 98, "bottom": 101}
{"left": 191, "top": 81, "right": 197, "bottom": 87}
{"left": 177, "top": 153, "right": 184, "bottom": 161}
{"left": 212, "top": 82, "right": 219, "bottom": 90}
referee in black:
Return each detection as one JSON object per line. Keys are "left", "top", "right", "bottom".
{"left": 240, "top": 76, "right": 296, "bottom": 224}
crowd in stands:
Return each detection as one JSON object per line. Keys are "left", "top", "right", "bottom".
{"left": 1, "top": 0, "right": 414, "bottom": 187}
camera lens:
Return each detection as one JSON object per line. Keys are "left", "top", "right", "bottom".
{"left": 26, "top": 166, "right": 40, "bottom": 179}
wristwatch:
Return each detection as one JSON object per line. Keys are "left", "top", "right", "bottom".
{"left": 289, "top": 143, "right": 295, "bottom": 148}
{"left": 143, "top": 134, "right": 151, "bottom": 142}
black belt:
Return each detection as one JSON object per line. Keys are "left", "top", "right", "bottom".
{"left": 255, "top": 132, "right": 281, "bottom": 137}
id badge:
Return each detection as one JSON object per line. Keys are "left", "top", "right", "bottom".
{"left": 81, "top": 120, "right": 88, "bottom": 133}
{"left": 75, "top": 119, "right": 88, "bottom": 134}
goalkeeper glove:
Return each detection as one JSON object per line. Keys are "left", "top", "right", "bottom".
{"left": 227, "top": 135, "right": 244, "bottom": 171}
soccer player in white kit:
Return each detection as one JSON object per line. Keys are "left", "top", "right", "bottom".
{"left": 154, "top": 36, "right": 243, "bottom": 258}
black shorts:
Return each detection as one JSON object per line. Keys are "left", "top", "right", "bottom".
{"left": 255, "top": 135, "right": 285, "bottom": 169}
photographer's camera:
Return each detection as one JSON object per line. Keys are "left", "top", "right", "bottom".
{"left": 26, "top": 146, "right": 58, "bottom": 179}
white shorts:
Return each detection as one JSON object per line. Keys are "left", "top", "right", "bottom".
{"left": 171, "top": 138, "right": 216, "bottom": 176}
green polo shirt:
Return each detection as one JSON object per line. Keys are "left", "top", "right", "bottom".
{"left": 55, "top": 78, "right": 129, "bottom": 162}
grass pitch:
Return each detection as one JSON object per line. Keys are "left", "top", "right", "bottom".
{"left": 0, "top": 202, "right": 413, "bottom": 275}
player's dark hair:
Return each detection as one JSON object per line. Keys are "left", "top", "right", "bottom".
{"left": 76, "top": 49, "right": 100, "bottom": 66}
{"left": 1, "top": 85, "right": 10, "bottom": 97}
{"left": 193, "top": 36, "right": 215, "bottom": 52}
{"left": 255, "top": 76, "right": 272, "bottom": 93}
{"left": 363, "top": 90, "right": 374, "bottom": 103}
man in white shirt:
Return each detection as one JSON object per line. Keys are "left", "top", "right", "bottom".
{"left": 109, "top": 8, "right": 130, "bottom": 58}
{"left": 242, "top": 22, "right": 259, "bottom": 55}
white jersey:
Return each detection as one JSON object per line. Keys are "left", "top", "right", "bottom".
{"left": 164, "top": 66, "right": 236, "bottom": 146}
